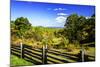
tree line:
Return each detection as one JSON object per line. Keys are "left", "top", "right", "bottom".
{"left": 11, "top": 14, "right": 95, "bottom": 48}
{"left": 55, "top": 14, "right": 95, "bottom": 46}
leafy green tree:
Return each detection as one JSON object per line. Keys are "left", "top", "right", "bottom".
{"left": 80, "top": 14, "right": 95, "bottom": 44}
{"left": 64, "top": 14, "right": 86, "bottom": 43}
{"left": 14, "top": 17, "right": 32, "bottom": 38}
{"left": 59, "top": 13, "right": 95, "bottom": 45}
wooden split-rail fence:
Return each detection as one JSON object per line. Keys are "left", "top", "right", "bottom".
{"left": 11, "top": 44, "right": 95, "bottom": 65}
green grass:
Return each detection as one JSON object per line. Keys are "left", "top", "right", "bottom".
{"left": 11, "top": 55, "right": 33, "bottom": 67}
{"left": 85, "top": 47, "right": 95, "bottom": 56}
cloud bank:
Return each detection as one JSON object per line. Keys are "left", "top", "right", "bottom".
{"left": 57, "top": 13, "right": 68, "bottom": 16}
{"left": 55, "top": 16, "right": 66, "bottom": 23}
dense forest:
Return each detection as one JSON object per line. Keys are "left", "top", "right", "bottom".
{"left": 11, "top": 14, "right": 95, "bottom": 54}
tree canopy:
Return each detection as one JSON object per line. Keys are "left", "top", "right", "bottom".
{"left": 11, "top": 17, "right": 32, "bottom": 38}
{"left": 57, "top": 14, "right": 95, "bottom": 45}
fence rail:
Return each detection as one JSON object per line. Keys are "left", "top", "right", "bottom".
{"left": 11, "top": 44, "right": 95, "bottom": 65}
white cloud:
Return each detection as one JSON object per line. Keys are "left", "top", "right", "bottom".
{"left": 55, "top": 16, "right": 66, "bottom": 23}
{"left": 86, "top": 16, "right": 91, "bottom": 19}
{"left": 54, "top": 8, "right": 58, "bottom": 11}
{"left": 47, "top": 8, "right": 51, "bottom": 10}
{"left": 57, "top": 13, "right": 68, "bottom": 16}
{"left": 54, "top": 8, "right": 67, "bottom": 11}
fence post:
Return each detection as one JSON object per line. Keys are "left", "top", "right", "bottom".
{"left": 78, "top": 48, "right": 85, "bottom": 62}
{"left": 21, "top": 43, "right": 24, "bottom": 58}
{"left": 42, "top": 45, "right": 45, "bottom": 64}
{"left": 44, "top": 45, "right": 47, "bottom": 64}
{"left": 82, "top": 46, "right": 85, "bottom": 62}
{"left": 42, "top": 45, "right": 47, "bottom": 64}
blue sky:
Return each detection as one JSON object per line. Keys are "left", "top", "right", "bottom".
{"left": 11, "top": 0, "right": 95, "bottom": 27}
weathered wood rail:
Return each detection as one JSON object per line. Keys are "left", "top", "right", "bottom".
{"left": 11, "top": 44, "right": 95, "bottom": 65}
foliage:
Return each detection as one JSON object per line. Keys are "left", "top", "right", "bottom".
{"left": 11, "top": 55, "right": 33, "bottom": 66}
{"left": 14, "top": 17, "right": 32, "bottom": 38}
{"left": 56, "top": 14, "right": 95, "bottom": 46}
{"left": 11, "top": 14, "right": 95, "bottom": 49}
